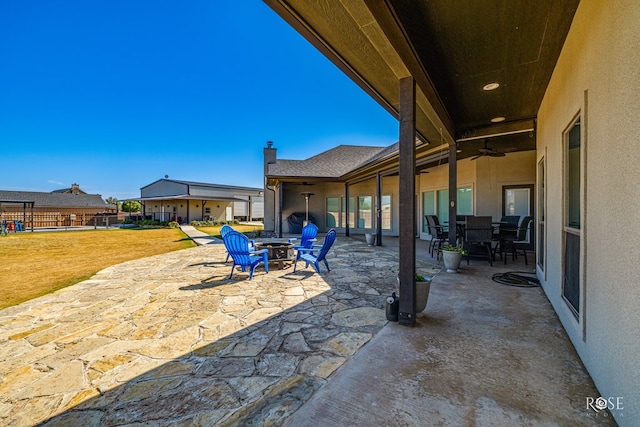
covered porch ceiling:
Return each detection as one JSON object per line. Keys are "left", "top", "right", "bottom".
{"left": 264, "top": 0, "right": 579, "bottom": 159}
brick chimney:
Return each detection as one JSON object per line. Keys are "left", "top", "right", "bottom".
{"left": 71, "top": 183, "right": 80, "bottom": 195}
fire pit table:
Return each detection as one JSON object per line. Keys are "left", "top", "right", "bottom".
{"left": 254, "top": 241, "right": 296, "bottom": 269}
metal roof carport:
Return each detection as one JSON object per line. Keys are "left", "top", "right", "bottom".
{"left": 0, "top": 199, "right": 35, "bottom": 232}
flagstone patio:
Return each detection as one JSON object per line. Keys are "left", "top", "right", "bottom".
{"left": 0, "top": 237, "right": 438, "bottom": 426}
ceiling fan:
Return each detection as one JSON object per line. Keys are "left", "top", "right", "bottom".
{"left": 471, "top": 140, "right": 515, "bottom": 160}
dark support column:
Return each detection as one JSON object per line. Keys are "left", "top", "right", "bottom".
{"left": 376, "top": 172, "right": 382, "bottom": 246}
{"left": 398, "top": 76, "right": 416, "bottom": 326}
{"left": 448, "top": 144, "right": 458, "bottom": 245}
{"left": 30, "top": 202, "right": 34, "bottom": 232}
{"left": 345, "top": 183, "right": 350, "bottom": 237}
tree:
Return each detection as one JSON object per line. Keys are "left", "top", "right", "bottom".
{"left": 105, "top": 197, "right": 120, "bottom": 210}
{"left": 121, "top": 200, "right": 141, "bottom": 213}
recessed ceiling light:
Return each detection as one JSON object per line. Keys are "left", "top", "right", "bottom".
{"left": 491, "top": 116, "right": 506, "bottom": 123}
{"left": 483, "top": 82, "right": 500, "bottom": 91}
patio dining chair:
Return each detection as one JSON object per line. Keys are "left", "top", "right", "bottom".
{"left": 425, "top": 215, "right": 447, "bottom": 258}
{"left": 494, "top": 216, "right": 533, "bottom": 264}
{"left": 222, "top": 230, "right": 268, "bottom": 280}
{"left": 293, "top": 229, "right": 337, "bottom": 274}
{"left": 463, "top": 216, "right": 494, "bottom": 266}
{"left": 513, "top": 216, "right": 534, "bottom": 265}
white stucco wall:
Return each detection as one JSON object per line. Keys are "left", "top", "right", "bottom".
{"left": 419, "top": 151, "right": 535, "bottom": 220}
{"left": 537, "top": 0, "right": 640, "bottom": 424}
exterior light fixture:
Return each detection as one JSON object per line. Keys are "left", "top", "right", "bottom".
{"left": 483, "top": 82, "right": 500, "bottom": 91}
{"left": 491, "top": 116, "right": 506, "bottom": 123}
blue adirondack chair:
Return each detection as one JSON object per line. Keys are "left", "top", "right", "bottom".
{"left": 221, "top": 224, "right": 255, "bottom": 262}
{"left": 222, "top": 230, "right": 268, "bottom": 280}
{"left": 293, "top": 229, "right": 337, "bottom": 273}
{"left": 289, "top": 223, "right": 320, "bottom": 264}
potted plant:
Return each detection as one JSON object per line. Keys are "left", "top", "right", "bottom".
{"left": 396, "top": 273, "right": 432, "bottom": 313}
{"left": 441, "top": 244, "right": 466, "bottom": 273}
{"left": 414, "top": 273, "right": 431, "bottom": 312}
{"left": 365, "top": 232, "right": 376, "bottom": 245}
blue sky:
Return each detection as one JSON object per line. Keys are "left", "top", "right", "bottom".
{"left": 0, "top": 1, "right": 398, "bottom": 201}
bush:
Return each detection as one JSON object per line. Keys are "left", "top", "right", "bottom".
{"left": 190, "top": 219, "right": 242, "bottom": 227}
{"left": 168, "top": 221, "right": 180, "bottom": 228}
{"left": 137, "top": 220, "right": 168, "bottom": 227}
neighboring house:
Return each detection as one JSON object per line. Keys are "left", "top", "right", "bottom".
{"left": 264, "top": 0, "right": 640, "bottom": 425}
{"left": 0, "top": 184, "right": 117, "bottom": 229}
{"left": 135, "top": 178, "right": 263, "bottom": 223}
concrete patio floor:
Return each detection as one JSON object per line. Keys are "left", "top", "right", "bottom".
{"left": 0, "top": 233, "right": 614, "bottom": 426}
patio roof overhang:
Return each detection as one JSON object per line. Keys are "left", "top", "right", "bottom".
{"left": 264, "top": 0, "right": 578, "bottom": 324}
{"left": 264, "top": 0, "right": 578, "bottom": 157}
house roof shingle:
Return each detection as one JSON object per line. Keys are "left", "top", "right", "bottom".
{"left": 268, "top": 145, "right": 389, "bottom": 178}
{"left": 0, "top": 190, "right": 111, "bottom": 208}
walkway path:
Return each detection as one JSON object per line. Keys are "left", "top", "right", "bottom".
{"left": 178, "top": 224, "right": 219, "bottom": 246}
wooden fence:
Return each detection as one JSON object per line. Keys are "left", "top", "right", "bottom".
{"left": 1, "top": 209, "right": 118, "bottom": 229}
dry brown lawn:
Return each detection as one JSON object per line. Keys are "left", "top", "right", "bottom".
{"left": 0, "top": 224, "right": 265, "bottom": 310}
{"left": 196, "top": 223, "right": 264, "bottom": 237}
{"left": 0, "top": 228, "right": 194, "bottom": 310}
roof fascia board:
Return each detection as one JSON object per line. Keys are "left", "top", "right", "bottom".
{"left": 263, "top": 0, "right": 455, "bottom": 146}
{"left": 341, "top": 141, "right": 437, "bottom": 181}
{"left": 363, "top": 0, "right": 455, "bottom": 137}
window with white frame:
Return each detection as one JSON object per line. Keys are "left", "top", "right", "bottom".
{"left": 327, "top": 195, "right": 391, "bottom": 230}
{"left": 422, "top": 186, "right": 473, "bottom": 230}
{"left": 563, "top": 117, "right": 582, "bottom": 317}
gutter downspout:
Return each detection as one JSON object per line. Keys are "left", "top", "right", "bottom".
{"left": 266, "top": 178, "right": 277, "bottom": 235}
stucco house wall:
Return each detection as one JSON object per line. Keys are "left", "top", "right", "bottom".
{"left": 418, "top": 151, "right": 535, "bottom": 238}
{"left": 537, "top": 0, "right": 640, "bottom": 423}
{"left": 473, "top": 152, "right": 536, "bottom": 217}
